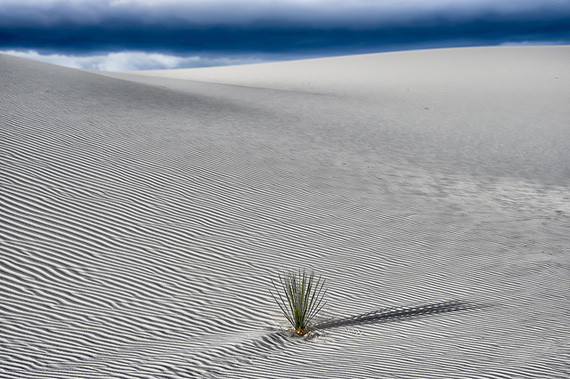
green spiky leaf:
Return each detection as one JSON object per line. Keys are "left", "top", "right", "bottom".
{"left": 271, "top": 269, "right": 327, "bottom": 335}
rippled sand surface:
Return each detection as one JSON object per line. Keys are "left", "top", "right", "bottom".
{"left": 1, "top": 46, "right": 569, "bottom": 378}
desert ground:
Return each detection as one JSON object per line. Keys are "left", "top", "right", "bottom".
{"left": 1, "top": 46, "right": 569, "bottom": 378}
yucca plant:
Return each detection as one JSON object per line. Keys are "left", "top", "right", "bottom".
{"left": 271, "top": 269, "right": 327, "bottom": 335}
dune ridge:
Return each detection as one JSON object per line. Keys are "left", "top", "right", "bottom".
{"left": 1, "top": 47, "right": 569, "bottom": 378}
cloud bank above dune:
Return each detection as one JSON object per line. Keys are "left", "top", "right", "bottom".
{"left": 1, "top": 0, "right": 569, "bottom": 70}
{"left": 0, "top": 49, "right": 265, "bottom": 71}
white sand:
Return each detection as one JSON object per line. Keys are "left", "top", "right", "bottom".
{"left": 1, "top": 46, "right": 569, "bottom": 378}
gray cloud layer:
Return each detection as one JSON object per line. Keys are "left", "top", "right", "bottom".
{"left": 2, "top": 1, "right": 569, "bottom": 28}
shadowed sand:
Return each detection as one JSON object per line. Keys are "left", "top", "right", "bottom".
{"left": 1, "top": 46, "right": 569, "bottom": 378}
{"left": 313, "top": 300, "right": 488, "bottom": 331}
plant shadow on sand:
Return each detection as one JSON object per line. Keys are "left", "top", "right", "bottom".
{"left": 311, "top": 300, "right": 489, "bottom": 332}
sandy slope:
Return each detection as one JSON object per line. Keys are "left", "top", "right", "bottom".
{"left": 1, "top": 46, "right": 569, "bottom": 378}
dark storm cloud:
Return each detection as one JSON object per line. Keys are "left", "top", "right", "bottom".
{"left": 1, "top": 0, "right": 569, "bottom": 55}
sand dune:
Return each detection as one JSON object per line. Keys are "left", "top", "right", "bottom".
{"left": 1, "top": 46, "right": 569, "bottom": 378}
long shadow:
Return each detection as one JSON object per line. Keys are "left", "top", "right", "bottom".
{"left": 313, "top": 300, "right": 487, "bottom": 331}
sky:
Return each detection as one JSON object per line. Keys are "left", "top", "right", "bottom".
{"left": 1, "top": 0, "right": 569, "bottom": 71}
